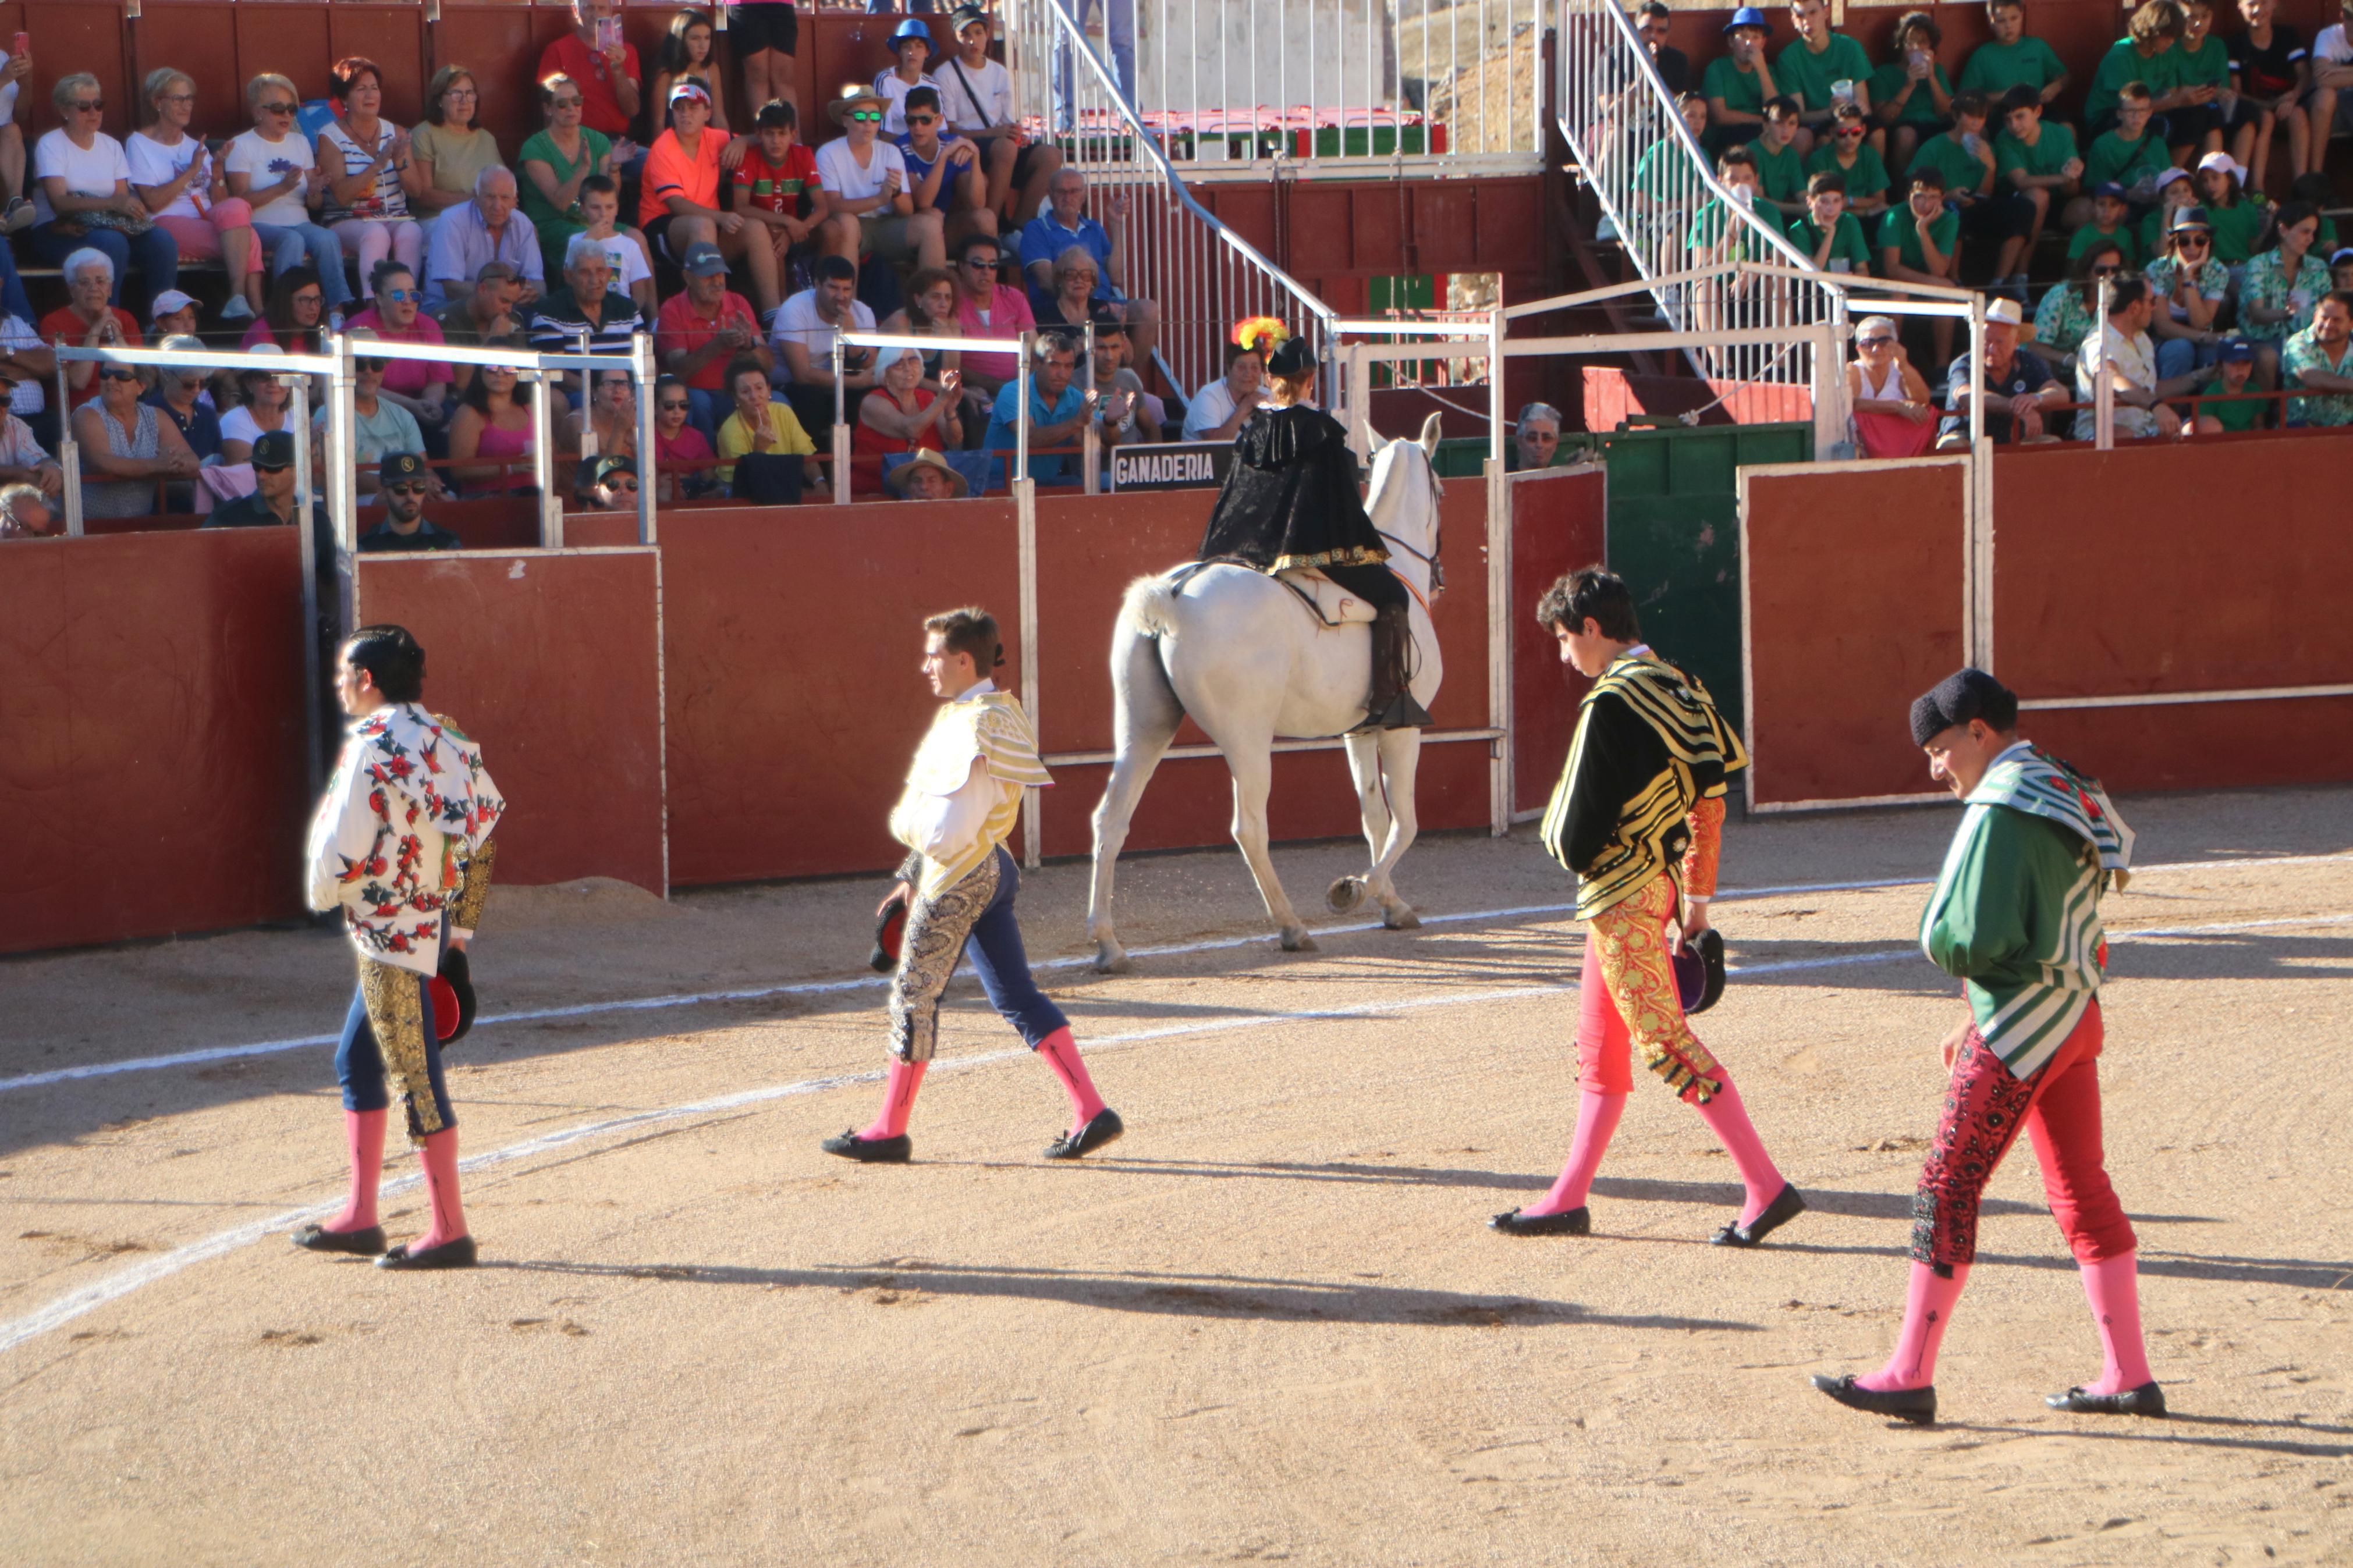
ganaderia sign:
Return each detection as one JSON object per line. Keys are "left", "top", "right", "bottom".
{"left": 1109, "top": 442, "right": 1230, "bottom": 490}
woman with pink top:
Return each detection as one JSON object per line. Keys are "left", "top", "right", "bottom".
{"left": 128, "top": 68, "right": 266, "bottom": 322}
{"left": 447, "top": 336, "right": 537, "bottom": 495}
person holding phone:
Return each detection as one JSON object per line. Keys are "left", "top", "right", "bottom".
{"left": 540, "top": 0, "right": 645, "bottom": 177}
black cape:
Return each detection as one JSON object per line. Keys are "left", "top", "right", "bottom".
{"left": 1196, "top": 405, "right": 1389, "bottom": 573}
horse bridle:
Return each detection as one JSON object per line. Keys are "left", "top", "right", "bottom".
{"left": 1374, "top": 446, "right": 1445, "bottom": 593}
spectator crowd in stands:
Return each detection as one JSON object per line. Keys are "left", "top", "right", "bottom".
{"left": 1632, "top": 0, "right": 2353, "bottom": 451}
{"left": 0, "top": 0, "right": 1177, "bottom": 537}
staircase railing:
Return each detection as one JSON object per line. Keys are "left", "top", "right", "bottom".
{"left": 1553, "top": 0, "right": 1848, "bottom": 395}
{"left": 1000, "top": 0, "right": 1337, "bottom": 399}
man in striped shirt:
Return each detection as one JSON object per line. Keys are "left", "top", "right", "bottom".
{"left": 1815, "top": 669, "right": 2159, "bottom": 1425}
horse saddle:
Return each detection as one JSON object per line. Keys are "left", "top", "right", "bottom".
{"left": 1272, "top": 567, "right": 1383, "bottom": 627}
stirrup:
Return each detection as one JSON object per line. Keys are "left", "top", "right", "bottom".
{"left": 1352, "top": 691, "right": 1433, "bottom": 733}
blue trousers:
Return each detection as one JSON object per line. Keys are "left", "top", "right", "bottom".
{"left": 30, "top": 222, "right": 179, "bottom": 315}
{"left": 889, "top": 845, "right": 1069, "bottom": 1062}
{"left": 337, "top": 958, "right": 455, "bottom": 1140}
{"left": 251, "top": 221, "right": 355, "bottom": 307}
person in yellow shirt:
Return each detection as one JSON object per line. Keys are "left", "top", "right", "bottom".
{"left": 714, "top": 354, "right": 822, "bottom": 501}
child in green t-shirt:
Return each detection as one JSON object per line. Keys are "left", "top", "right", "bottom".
{"left": 2084, "top": 6, "right": 2185, "bottom": 134}
{"left": 1869, "top": 11, "right": 1955, "bottom": 175}
{"left": 1743, "top": 97, "right": 1811, "bottom": 217}
{"left": 1992, "top": 86, "right": 2082, "bottom": 290}
{"left": 1804, "top": 102, "right": 1891, "bottom": 215}
{"left": 2193, "top": 339, "right": 2263, "bottom": 432}
{"left": 2169, "top": 0, "right": 2234, "bottom": 158}
{"left": 1777, "top": 0, "right": 1876, "bottom": 136}
{"left": 1957, "top": 0, "right": 2071, "bottom": 104}
{"left": 2067, "top": 184, "right": 2143, "bottom": 267}
{"left": 1703, "top": 12, "right": 1780, "bottom": 154}
{"left": 2078, "top": 83, "right": 2170, "bottom": 212}
{"left": 1880, "top": 167, "right": 1964, "bottom": 364}
{"left": 1791, "top": 170, "right": 1872, "bottom": 273}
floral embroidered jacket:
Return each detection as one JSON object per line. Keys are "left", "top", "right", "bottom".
{"left": 306, "top": 702, "right": 505, "bottom": 976}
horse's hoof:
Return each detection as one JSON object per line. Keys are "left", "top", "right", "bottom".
{"left": 1093, "top": 944, "right": 1131, "bottom": 975}
{"left": 1326, "top": 876, "right": 1366, "bottom": 914}
{"left": 1382, "top": 905, "right": 1421, "bottom": 930}
{"left": 1280, "top": 931, "right": 1319, "bottom": 954}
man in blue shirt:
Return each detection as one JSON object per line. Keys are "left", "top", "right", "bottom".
{"left": 981, "top": 330, "right": 1094, "bottom": 486}
{"left": 1018, "top": 168, "right": 1127, "bottom": 310}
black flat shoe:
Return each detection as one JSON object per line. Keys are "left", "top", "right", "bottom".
{"left": 1489, "top": 1206, "right": 1591, "bottom": 1236}
{"left": 1044, "top": 1108, "right": 1123, "bottom": 1160}
{"left": 374, "top": 1235, "right": 478, "bottom": 1271}
{"left": 1713, "top": 1183, "right": 1807, "bottom": 1247}
{"left": 2046, "top": 1382, "right": 2166, "bottom": 1417}
{"left": 292, "top": 1223, "right": 385, "bottom": 1256}
{"left": 1812, "top": 1373, "right": 1936, "bottom": 1424}
{"left": 821, "top": 1130, "right": 913, "bottom": 1163}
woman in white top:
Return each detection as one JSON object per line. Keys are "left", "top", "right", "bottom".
{"left": 27, "top": 73, "right": 182, "bottom": 315}
{"left": 1181, "top": 340, "right": 1268, "bottom": 441}
{"left": 225, "top": 72, "right": 355, "bottom": 311}
{"left": 318, "top": 56, "right": 422, "bottom": 287}
{"left": 1846, "top": 314, "right": 1937, "bottom": 458}
{"left": 129, "top": 67, "right": 267, "bottom": 322}
{"left": 219, "top": 347, "right": 296, "bottom": 467}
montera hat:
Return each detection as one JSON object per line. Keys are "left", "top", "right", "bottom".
{"left": 1909, "top": 667, "right": 2019, "bottom": 748}
{"left": 1265, "top": 335, "right": 1316, "bottom": 378}
{"left": 431, "top": 948, "right": 477, "bottom": 1043}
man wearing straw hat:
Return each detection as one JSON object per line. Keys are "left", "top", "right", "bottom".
{"left": 885, "top": 446, "right": 971, "bottom": 501}
{"left": 815, "top": 80, "right": 943, "bottom": 272}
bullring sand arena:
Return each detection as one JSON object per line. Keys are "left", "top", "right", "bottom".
{"left": 3, "top": 790, "right": 2350, "bottom": 1566}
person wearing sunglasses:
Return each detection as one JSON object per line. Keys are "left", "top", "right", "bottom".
{"left": 650, "top": 372, "right": 717, "bottom": 500}
{"left": 226, "top": 72, "right": 354, "bottom": 314}
{"left": 130, "top": 67, "right": 267, "bottom": 323}
{"left": 75, "top": 356, "right": 198, "bottom": 518}
{"left": 895, "top": 87, "right": 989, "bottom": 248}
{"left": 142, "top": 332, "right": 222, "bottom": 464}
{"left": 320, "top": 328, "right": 428, "bottom": 497}
{"left": 947, "top": 230, "right": 1034, "bottom": 397}
{"left": 1802, "top": 101, "right": 1889, "bottom": 215}
{"left": 815, "top": 81, "right": 942, "bottom": 273}
{"left": 1847, "top": 313, "right": 1937, "bottom": 457}
{"left": 201, "top": 428, "right": 303, "bottom": 532}
{"left": 346, "top": 262, "right": 454, "bottom": 437}
{"left": 2144, "top": 208, "right": 2230, "bottom": 383}
{"left": 359, "top": 451, "right": 463, "bottom": 552}
{"left": 27, "top": 72, "right": 181, "bottom": 319}
{"left": 581, "top": 452, "right": 638, "bottom": 511}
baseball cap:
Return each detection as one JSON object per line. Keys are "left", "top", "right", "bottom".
{"left": 149, "top": 289, "right": 199, "bottom": 322}
{"left": 2091, "top": 182, "right": 2127, "bottom": 203}
{"left": 680, "top": 241, "right": 729, "bottom": 278}
{"left": 250, "top": 431, "right": 296, "bottom": 471}
{"left": 592, "top": 454, "right": 638, "bottom": 485}
{"left": 2331, "top": 247, "right": 2353, "bottom": 268}
{"left": 380, "top": 451, "right": 431, "bottom": 485}
{"left": 951, "top": 3, "right": 991, "bottom": 33}
{"left": 2195, "top": 151, "right": 2245, "bottom": 182}
{"left": 2153, "top": 166, "right": 2190, "bottom": 193}
{"left": 669, "top": 79, "right": 712, "bottom": 107}
{"left": 2217, "top": 337, "right": 2256, "bottom": 364}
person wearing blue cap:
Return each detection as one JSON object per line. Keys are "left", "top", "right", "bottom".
{"left": 1495, "top": 567, "right": 1802, "bottom": 1250}
{"left": 1815, "top": 670, "right": 2155, "bottom": 1425}
{"left": 2193, "top": 335, "right": 2263, "bottom": 431}
{"left": 1703, "top": 8, "right": 1783, "bottom": 153}
{"left": 873, "top": 17, "right": 943, "bottom": 138}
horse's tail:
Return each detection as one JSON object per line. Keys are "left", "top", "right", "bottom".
{"left": 1119, "top": 571, "right": 1184, "bottom": 642}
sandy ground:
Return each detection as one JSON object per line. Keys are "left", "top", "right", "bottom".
{"left": 2, "top": 786, "right": 2350, "bottom": 1566}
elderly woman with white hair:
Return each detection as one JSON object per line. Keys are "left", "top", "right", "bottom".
{"left": 854, "top": 345, "right": 963, "bottom": 495}
{"left": 225, "top": 72, "right": 355, "bottom": 312}
{"left": 129, "top": 67, "right": 268, "bottom": 322}
{"left": 29, "top": 72, "right": 182, "bottom": 316}
{"left": 39, "top": 247, "right": 143, "bottom": 411}
{"left": 1846, "top": 314, "right": 1937, "bottom": 457}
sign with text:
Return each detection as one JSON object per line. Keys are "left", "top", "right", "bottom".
{"left": 1109, "top": 441, "right": 1230, "bottom": 491}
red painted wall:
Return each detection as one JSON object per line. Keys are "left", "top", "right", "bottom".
{"left": 0, "top": 528, "right": 311, "bottom": 954}
{"left": 1508, "top": 468, "right": 1607, "bottom": 815}
{"left": 1741, "top": 461, "right": 1968, "bottom": 808}
{"left": 353, "top": 546, "right": 669, "bottom": 895}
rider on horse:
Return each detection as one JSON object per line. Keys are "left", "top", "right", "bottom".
{"left": 1195, "top": 322, "right": 1433, "bottom": 731}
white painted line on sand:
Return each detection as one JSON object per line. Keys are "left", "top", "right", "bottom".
{"left": 3, "top": 852, "right": 2345, "bottom": 1096}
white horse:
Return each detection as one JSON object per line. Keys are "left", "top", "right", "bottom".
{"left": 1087, "top": 413, "right": 1447, "bottom": 972}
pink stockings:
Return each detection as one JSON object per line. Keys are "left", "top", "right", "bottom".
{"left": 1858, "top": 1254, "right": 2153, "bottom": 1393}
{"left": 1520, "top": 1072, "right": 1784, "bottom": 1225}
{"left": 325, "top": 1111, "right": 466, "bottom": 1249}
{"left": 857, "top": 1027, "right": 1105, "bottom": 1141}
{"left": 325, "top": 1109, "right": 387, "bottom": 1233}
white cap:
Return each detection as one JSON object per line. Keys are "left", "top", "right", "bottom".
{"left": 2153, "top": 166, "right": 2190, "bottom": 192}
{"left": 149, "top": 288, "right": 199, "bottom": 321}
{"left": 2196, "top": 151, "right": 2244, "bottom": 182}
{"left": 1984, "top": 297, "right": 2024, "bottom": 327}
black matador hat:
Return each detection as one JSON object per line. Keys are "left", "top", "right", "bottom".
{"left": 431, "top": 948, "right": 478, "bottom": 1044}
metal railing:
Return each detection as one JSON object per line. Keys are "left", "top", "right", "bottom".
{"left": 1553, "top": 0, "right": 1850, "bottom": 394}
{"left": 1000, "top": 0, "right": 1339, "bottom": 399}
{"left": 1024, "top": 0, "right": 1547, "bottom": 179}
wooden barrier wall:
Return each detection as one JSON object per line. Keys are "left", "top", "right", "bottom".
{"left": 0, "top": 528, "right": 310, "bottom": 955}
{"left": 1506, "top": 467, "right": 1607, "bottom": 816}
{"left": 1740, "top": 460, "right": 1969, "bottom": 810}
{"left": 353, "top": 546, "right": 669, "bottom": 893}
{"left": 1992, "top": 439, "right": 2353, "bottom": 792}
